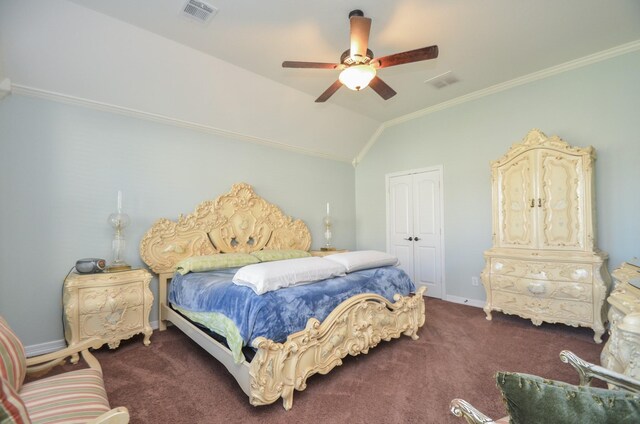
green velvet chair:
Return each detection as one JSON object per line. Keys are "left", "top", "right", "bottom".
{"left": 450, "top": 350, "right": 640, "bottom": 424}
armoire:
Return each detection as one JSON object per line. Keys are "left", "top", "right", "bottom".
{"left": 481, "top": 129, "right": 611, "bottom": 343}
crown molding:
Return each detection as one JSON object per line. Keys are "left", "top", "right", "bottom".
{"left": 11, "top": 84, "right": 352, "bottom": 164}
{"left": 354, "top": 39, "right": 640, "bottom": 165}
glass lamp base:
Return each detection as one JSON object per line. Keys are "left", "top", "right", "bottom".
{"left": 320, "top": 247, "right": 337, "bottom": 251}
{"left": 106, "top": 264, "right": 132, "bottom": 272}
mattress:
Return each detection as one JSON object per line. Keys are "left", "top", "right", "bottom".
{"left": 169, "top": 265, "right": 415, "bottom": 362}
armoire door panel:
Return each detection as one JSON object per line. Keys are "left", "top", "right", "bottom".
{"left": 539, "top": 152, "right": 585, "bottom": 250}
{"left": 497, "top": 154, "right": 535, "bottom": 248}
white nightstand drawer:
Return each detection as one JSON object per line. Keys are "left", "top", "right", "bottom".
{"left": 79, "top": 306, "right": 144, "bottom": 341}
{"left": 79, "top": 282, "right": 143, "bottom": 314}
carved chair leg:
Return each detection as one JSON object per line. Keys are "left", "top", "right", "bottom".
{"left": 81, "top": 349, "right": 102, "bottom": 372}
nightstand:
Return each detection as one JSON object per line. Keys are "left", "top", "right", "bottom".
{"left": 63, "top": 268, "right": 153, "bottom": 363}
{"left": 310, "top": 250, "right": 348, "bottom": 257}
{"left": 600, "top": 262, "right": 640, "bottom": 380}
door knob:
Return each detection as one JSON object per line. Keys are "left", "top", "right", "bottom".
{"left": 404, "top": 237, "right": 413, "bottom": 241}
{"left": 414, "top": 237, "right": 420, "bottom": 241}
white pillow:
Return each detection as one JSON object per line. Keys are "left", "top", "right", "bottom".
{"left": 323, "top": 250, "right": 399, "bottom": 273}
{"left": 232, "top": 257, "right": 347, "bottom": 295}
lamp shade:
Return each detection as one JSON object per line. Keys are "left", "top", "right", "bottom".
{"left": 339, "top": 65, "right": 376, "bottom": 91}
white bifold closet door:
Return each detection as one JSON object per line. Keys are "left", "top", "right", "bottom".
{"left": 387, "top": 168, "right": 443, "bottom": 298}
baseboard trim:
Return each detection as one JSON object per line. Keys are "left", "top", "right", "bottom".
{"left": 444, "top": 295, "right": 485, "bottom": 309}
{"left": 24, "top": 320, "right": 160, "bottom": 357}
{"left": 25, "top": 339, "right": 67, "bottom": 357}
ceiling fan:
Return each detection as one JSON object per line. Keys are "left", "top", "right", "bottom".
{"left": 282, "top": 9, "right": 439, "bottom": 103}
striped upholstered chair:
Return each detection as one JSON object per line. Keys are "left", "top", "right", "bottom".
{"left": 0, "top": 316, "right": 129, "bottom": 424}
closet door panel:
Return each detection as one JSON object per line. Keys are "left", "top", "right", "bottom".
{"left": 388, "top": 175, "right": 415, "bottom": 281}
{"left": 414, "top": 245, "right": 437, "bottom": 294}
{"left": 413, "top": 173, "right": 442, "bottom": 298}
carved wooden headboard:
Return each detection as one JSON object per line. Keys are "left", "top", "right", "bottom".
{"left": 139, "top": 183, "right": 312, "bottom": 274}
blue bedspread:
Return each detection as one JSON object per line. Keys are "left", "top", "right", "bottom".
{"left": 169, "top": 266, "right": 415, "bottom": 347}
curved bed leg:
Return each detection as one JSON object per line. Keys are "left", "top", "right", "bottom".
{"left": 282, "top": 386, "right": 294, "bottom": 411}
{"left": 157, "top": 273, "right": 173, "bottom": 332}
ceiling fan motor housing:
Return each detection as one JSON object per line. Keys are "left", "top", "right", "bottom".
{"left": 341, "top": 48, "right": 374, "bottom": 65}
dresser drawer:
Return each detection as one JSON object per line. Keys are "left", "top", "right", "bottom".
{"left": 492, "top": 291, "right": 592, "bottom": 324}
{"left": 79, "top": 282, "right": 144, "bottom": 314}
{"left": 78, "top": 305, "right": 144, "bottom": 340}
{"left": 491, "top": 275, "right": 592, "bottom": 302}
{"left": 491, "top": 258, "right": 592, "bottom": 283}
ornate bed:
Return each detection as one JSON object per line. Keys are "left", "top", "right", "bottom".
{"left": 139, "top": 183, "right": 426, "bottom": 409}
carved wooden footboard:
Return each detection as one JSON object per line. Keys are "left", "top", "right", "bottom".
{"left": 250, "top": 287, "right": 426, "bottom": 409}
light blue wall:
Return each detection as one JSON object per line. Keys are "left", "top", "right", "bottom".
{"left": 0, "top": 95, "right": 356, "bottom": 345}
{"left": 3, "top": 51, "right": 639, "bottom": 346}
{"left": 355, "top": 51, "right": 640, "bottom": 302}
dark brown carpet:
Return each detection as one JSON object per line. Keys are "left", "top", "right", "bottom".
{"left": 68, "top": 299, "right": 604, "bottom": 423}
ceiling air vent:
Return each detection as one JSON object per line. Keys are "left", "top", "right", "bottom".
{"left": 425, "top": 71, "right": 459, "bottom": 89}
{"left": 182, "top": 0, "right": 218, "bottom": 23}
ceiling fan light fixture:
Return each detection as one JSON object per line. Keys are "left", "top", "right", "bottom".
{"left": 339, "top": 65, "right": 376, "bottom": 91}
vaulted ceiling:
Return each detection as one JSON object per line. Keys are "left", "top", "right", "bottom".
{"left": 2, "top": 0, "right": 640, "bottom": 162}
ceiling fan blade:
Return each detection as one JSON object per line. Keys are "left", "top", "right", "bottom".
{"left": 368, "top": 76, "right": 397, "bottom": 100}
{"left": 350, "top": 15, "right": 372, "bottom": 63}
{"left": 315, "top": 80, "right": 343, "bottom": 103}
{"left": 282, "top": 61, "right": 340, "bottom": 69}
{"left": 372, "top": 45, "right": 439, "bottom": 69}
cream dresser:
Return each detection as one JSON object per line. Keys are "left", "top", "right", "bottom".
{"left": 601, "top": 262, "right": 640, "bottom": 379}
{"left": 63, "top": 268, "right": 153, "bottom": 362}
{"left": 481, "top": 130, "right": 611, "bottom": 342}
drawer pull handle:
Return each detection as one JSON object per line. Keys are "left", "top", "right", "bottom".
{"left": 538, "top": 198, "right": 542, "bottom": 208}
{"left": 530, "top": 199, "right": 535, "bottom": 208}
{"left": 527, "top": 282, "right": 546, "bottom": 295}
